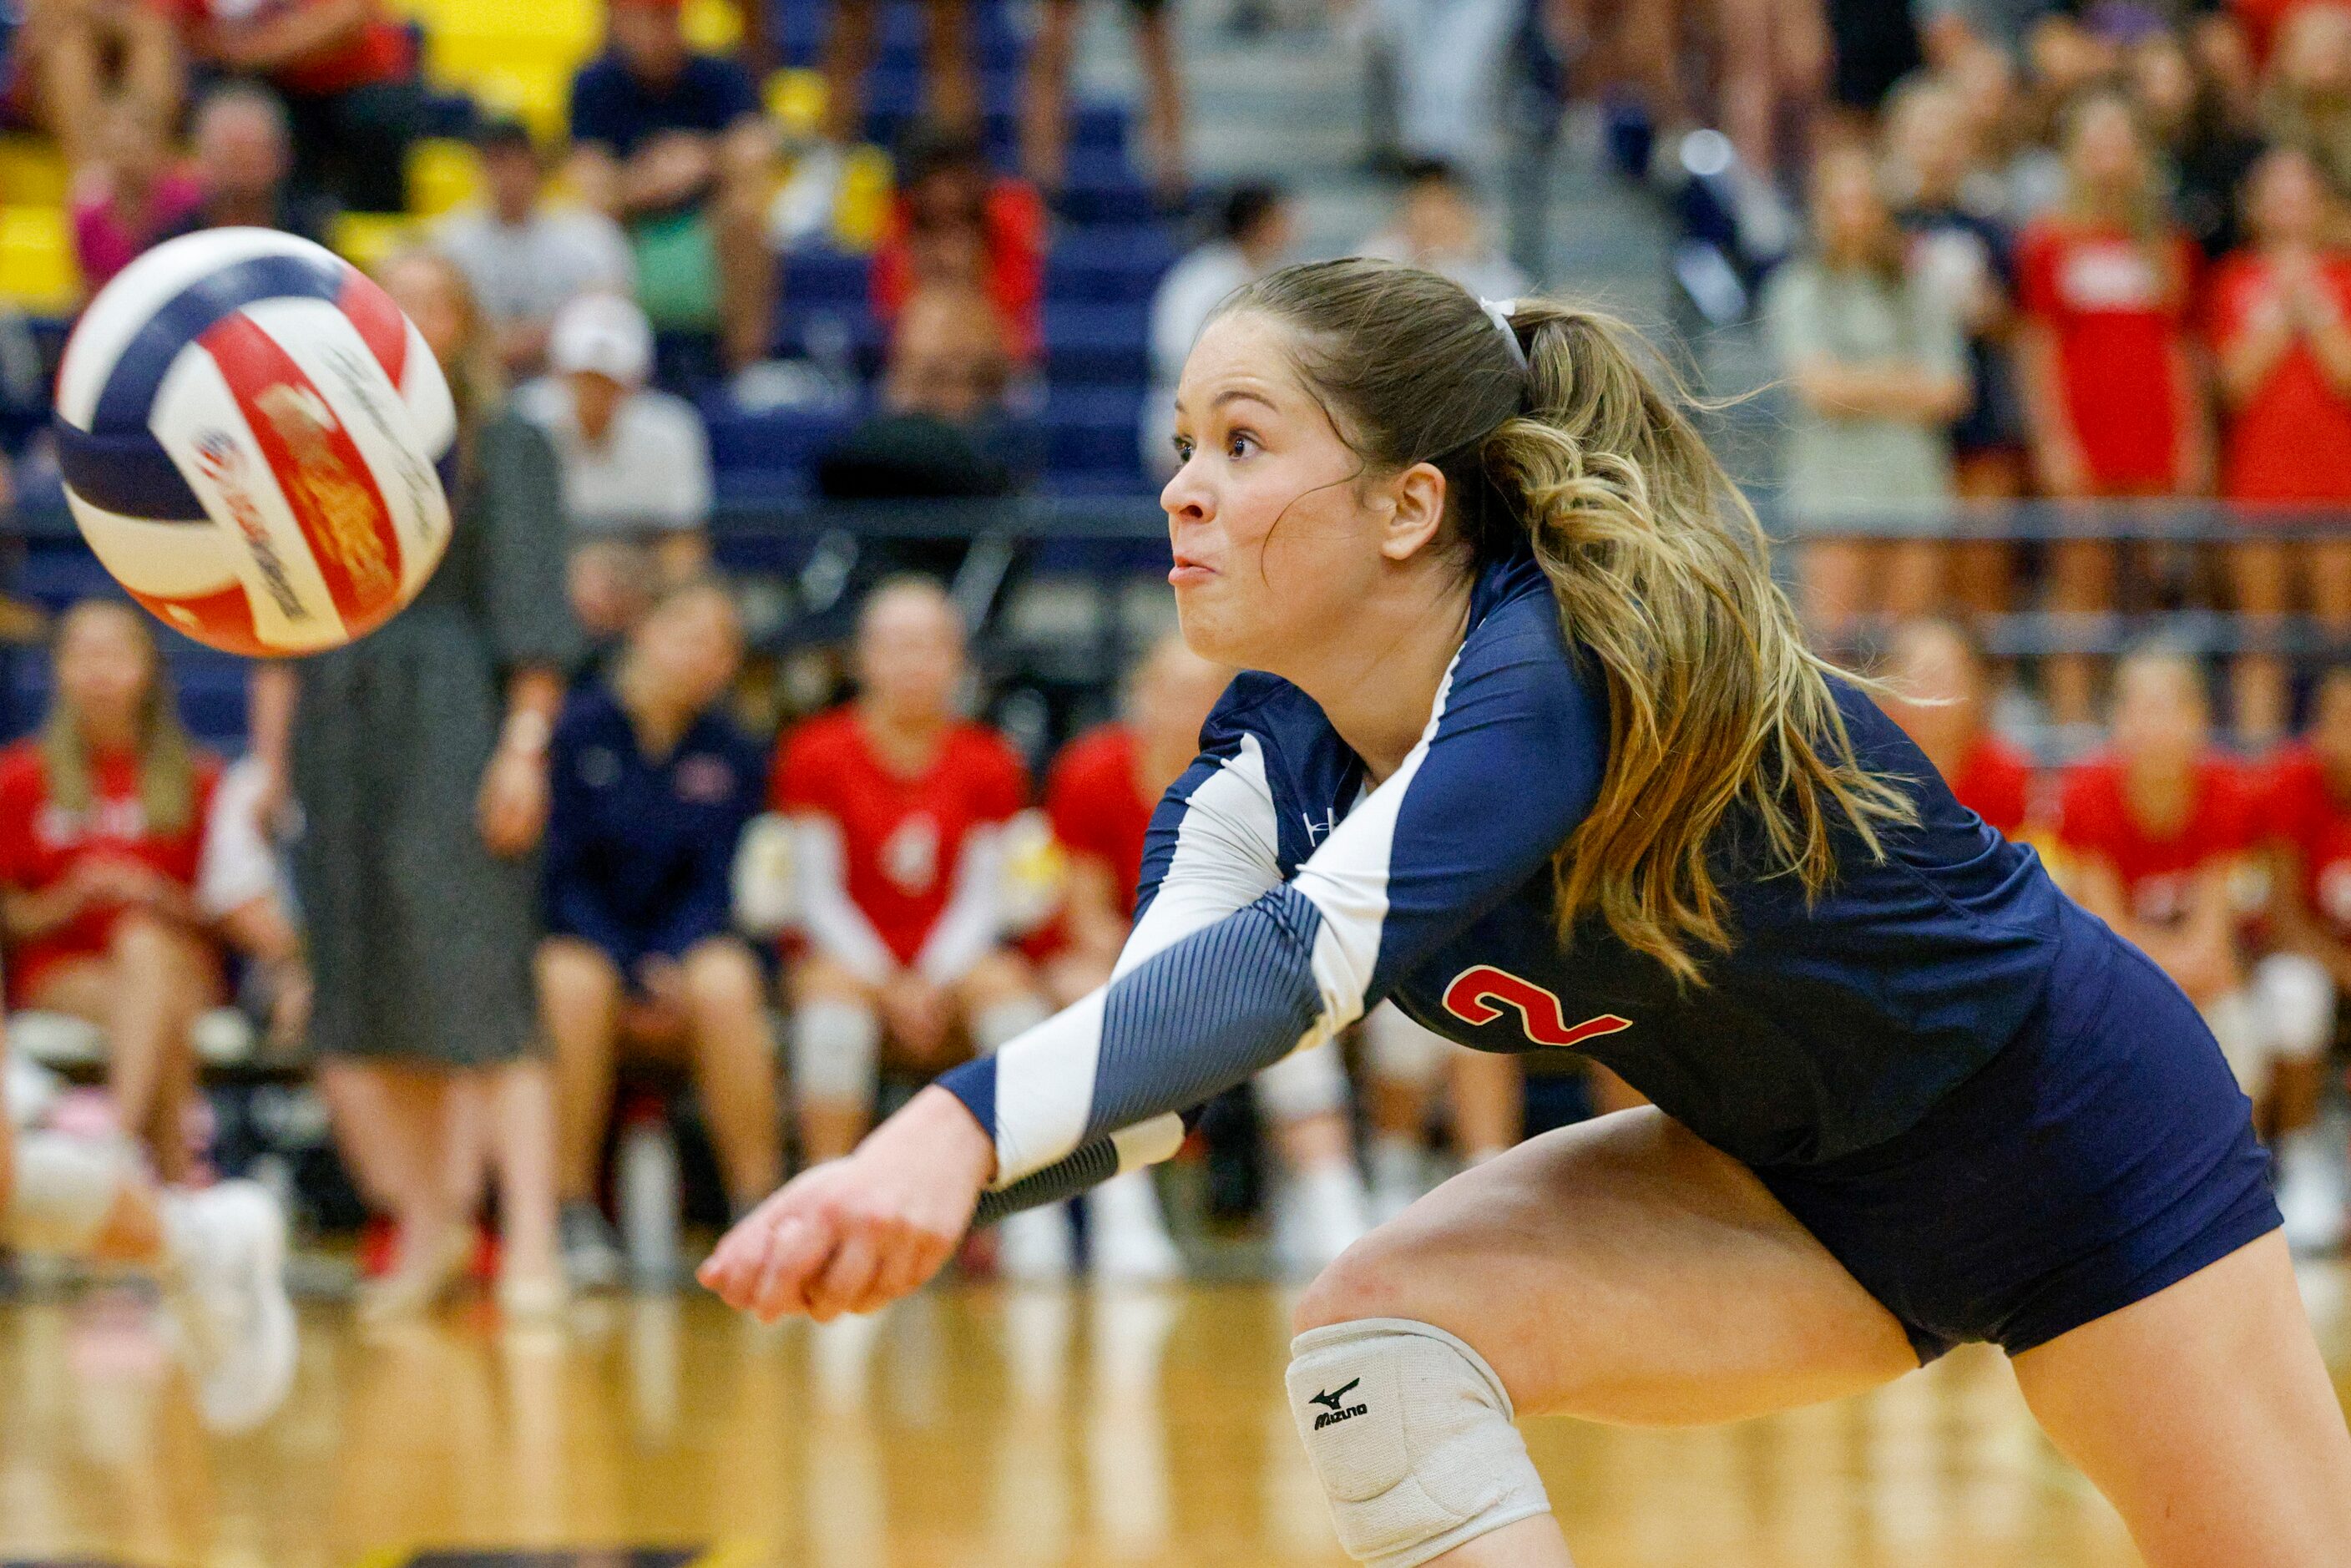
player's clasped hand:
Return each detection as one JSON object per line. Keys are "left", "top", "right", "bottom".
{"left": 699, "top": 1085, "right": 997, "bottom": 1323}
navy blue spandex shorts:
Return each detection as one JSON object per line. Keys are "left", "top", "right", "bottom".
{"left": 1754, "top": 898, "right": 2280, "bottom": 1364}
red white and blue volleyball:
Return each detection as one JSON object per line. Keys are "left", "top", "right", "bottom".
{"left": 52, "top": 228, "right": 455, "bottom": 656}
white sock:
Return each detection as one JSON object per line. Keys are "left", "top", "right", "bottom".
{"left": 792, "top": 1000, "right": 882, "bottom": 1104}
{"left": 6, "top": 1132, "right": 131, "bottom": 1255}
{"left": 1368, "top": 1134, "right": 1423, "bottom": 1196}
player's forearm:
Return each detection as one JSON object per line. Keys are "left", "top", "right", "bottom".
{"left": 938, "top": 883, "right": 1329, "bottom": 1186}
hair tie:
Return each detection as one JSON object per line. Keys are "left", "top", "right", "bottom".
{"left": 1479, "top": 297, "right": 1528, "bottom": 372}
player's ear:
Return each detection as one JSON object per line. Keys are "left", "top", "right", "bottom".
{"left": 1380, "top": 462, "right": 1447, "bottom": 564}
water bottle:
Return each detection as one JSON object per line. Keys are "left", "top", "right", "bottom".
{"left": 618, "top": 1104, "right": 680, "bottom": 1289}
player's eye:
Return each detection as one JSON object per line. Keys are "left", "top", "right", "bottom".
{"left": 1226, "top": 431, "right": 1257, "bottom": 460}
{"left": 1171, "top": 434, "right": 1195, "bottom": 464}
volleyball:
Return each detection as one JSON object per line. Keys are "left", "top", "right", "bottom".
{"left": 51, "top": 228, "right": 455, "bottom": 656}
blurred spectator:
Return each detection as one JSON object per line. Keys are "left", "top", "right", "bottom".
{"left": 249, "top": 250, "right": 580, "bottom": 1322}
{"left": 2207, "top": 145, "right": 2351, "bottom": 741}
{"left": 871, "top": 122, "right": 1047, "bottom": 363}
{"left": 433, "top": 117, "right": 635, "bottom": 381}
{"left": 567, "top": 0, "right": 775, "bottom": 376}
{"left": 1359, "top": 158, "right": 1528, "bottom": 302}
{"left": 771, "top": 579, "right": 1048, "bottom": 1191}
{"left": 163, "top": 83, "right": 329, "bottom": 243}
{"left": 538, "top": 579, "right": 777, "bottom": 1289}
{"left": 1880, "top": 615, "right": 2035, "bottom": 837}
{"left": 1359, "top": 1000, "right": 1529, "bottom": 1222}
{"left": 1022, "top": 0, "right": 1185, "bottom": 205}
{"left": 20, "top": 0, "right": 180, "bottom": 170}
{"left": 1762, "top": 145, "right": 1966, "bottom": 650}
{"left": 1360, "top": 0, "right": 1526, "bottom": 166}
{"left": 1917, "top": 0, "right": 2054, "bottom": 63}
{"left": 69, "top": 95, "right": 202, "bottom": 294}
{"left": 2056, "top": 650, "right": 2323, "bottom": 1126}
{"left": 1824, "top": 0, "right": 1920, "bottom": 124}
{"left": 769, "top": 0, "right": 978, "bottom": 246}
{"left": 1888, "top": 77, "right": 2023, "bottom": 611}
{"left": 1038, "top": 632, "right": 1366, "bottom": 1278}
{"left": 2128, "top": 30, "right": 2263, "bottom": 260}
{"left": 2253, "top": 662, "right": 2351, "bottom": 1248}
{"left": 516, "top": 292, "right": 714, "bottom": 607}
{"left": 2015, "top": 93, "right": 2207, "bottom": 726}
{"left": 0, "top": 604, "right": 303, "bottom": 1183}
{"left": 161, "top": 0, "right": 422, "bottom": 213}
{"left": 818, "top": 285, "right": 1024, "bottom": 502}
{"left": 2261, "top": 3, "right": 2351, "bottom": 199}
{"left": 1144, "top": 183, "right": 1295, "bottom": 478}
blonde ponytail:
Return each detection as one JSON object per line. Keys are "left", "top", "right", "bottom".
{"left": 1218, "top": 260, "right": 1914, "bottom": 985}
{"left": 1487, "top": 302, "right": 1914, "bottom": 983}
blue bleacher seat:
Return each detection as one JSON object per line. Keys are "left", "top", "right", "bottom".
{"left": 1043, "top": 301, "right": 1150, "bottom": 383}
{"left": 1043, "top": 386, "right": 1147, "bottom": 483}
{"left": 780, "top": 249, "right": 872, "bottom": 308}
{"left": 1046, "top": 225, "right": 1180, "bottom": 305}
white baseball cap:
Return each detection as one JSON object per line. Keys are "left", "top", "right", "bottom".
{"left": 549, "top": 291, "right": 654, "bottom": 387}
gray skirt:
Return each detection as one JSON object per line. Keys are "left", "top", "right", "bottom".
{"left": 291, "top": 609, "right": 542, "bottom": 1067}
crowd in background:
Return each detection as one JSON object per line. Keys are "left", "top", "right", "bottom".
{"left": 9, "top": 0, "right": 2351, "bottom": 1317}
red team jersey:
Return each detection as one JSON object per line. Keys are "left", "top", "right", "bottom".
{"left": 2016, "top": 220, "right": 2198, "bottom": 491}
{"left": 1044, "top": 724, "right": 1153, "bottom": 910}
{"left": 2057, "top": 753, "right": 2255, "bottom": 927}
{"left": 1945, "top": 733, "right": 2035, "bottom": 839}
{"left": 0, "top": 741, "right": 221, "bottom": 1004}
{"left": 772, "top": 709, "right": 1028, "bottom": 965}
{"left": 2260, "top": 744, "right": 2351, "bottom": 940}
{"left": 2205, "top": 250, "right": 2351, "bottom": 504}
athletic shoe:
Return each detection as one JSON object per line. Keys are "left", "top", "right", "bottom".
{"left": 1085, "top": 1170, "right": 1184, "bottom": 1285}
{"left": 559, "top": 1201, "right": 625, "bottom": 1292}
{"left": 354, "top": 1220, "right": 473, "bottom": 1324}
{"left": 159, "top": 1181, "right": 296, "bottom": 1434}
{"left": 769, "top": 143, "right": 844, "bottom": 248}
{"left": 995, "top": 1204, "right": 1074, "bottom": 1283}
{"left": 1273, "top": 1160, "right": 1371, "bottom": 1281}
{"left": 495, "top": 1269, "right": 569, "bottom": 1323}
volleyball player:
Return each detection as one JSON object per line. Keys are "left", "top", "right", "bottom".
{"left": 710, "top": 261, "right": 2351, "bottom": 1567}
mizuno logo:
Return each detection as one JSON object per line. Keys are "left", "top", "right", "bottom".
{"left": 1309, "top": 1378, "right": 1369, "bottom": 1429}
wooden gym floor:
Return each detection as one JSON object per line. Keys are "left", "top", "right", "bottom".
{"left": 0, "top": 1267, "right": 2345, "bottom": 1568}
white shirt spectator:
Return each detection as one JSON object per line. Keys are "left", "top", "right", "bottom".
{"left": 516, "top": 376, "right": 714, "bottom": 538}
{"left": 434, "top": 204, "right": 635, "bottom": 344}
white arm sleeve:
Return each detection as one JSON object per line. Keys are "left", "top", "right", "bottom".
{"left": 914, "top": 823, "right": 1008, "bottom": 985}
{"left": 792, "top": 814, "right": 897, "bottom": 985}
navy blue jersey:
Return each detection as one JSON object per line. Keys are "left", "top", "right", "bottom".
{"left": 543, "top": 682, "right": 764, "bottom": 969}
{"left": 943, "top": 549, "right": 2071, "bottom": 1205}
{"left": 569, "top": 53, "right": 761, "bottom": 160}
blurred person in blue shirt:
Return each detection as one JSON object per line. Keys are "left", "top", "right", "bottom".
{"left": 537, "top": 579, "right": 780, "bottom": 1288}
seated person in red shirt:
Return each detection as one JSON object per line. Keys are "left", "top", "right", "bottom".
{"left": 1041, "top": 632, "right": 1375, "bottom": 1278}
{"left": 2207, "top": 146, "right": 2351, "bottom": 745}
{"left": 0, "top": 603, "right": 302, "bottom": 1182}
{"left": 2015, "top": 94, "right": 2209, "bottom": 728}
{"left": 1880, "top": 616, "right": 2037, "bottom": 838}
{"left": 160, "top": 0, "right": 422, "bottom": 212}
{"left": 871, "top": 122, "right": 1046, "bottom": 365}
{"left": 2056, "top": 648, "right": 2326, "bottom": 1120}
{"left": 2248, "top": 665, "right": 2351, "bottom": 1250}
{"left": 772, "top": 579, "right": 1048, "bottom": 1176}
{"left": 536, "top": 581, "right": 779, "bottom": 1290}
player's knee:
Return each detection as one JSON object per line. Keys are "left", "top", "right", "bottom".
{"left": 681, "top": 940, "right": 762, "bottom": 1015}
{"left": 1285, "top": 1317, "right": 1551, "bottom": 1566}
{"left": 538, "top": 938, "right": 621, "bottom": 1004}
{"left": 1293, "top": 1231, "right": 1422, "bottom": 1339}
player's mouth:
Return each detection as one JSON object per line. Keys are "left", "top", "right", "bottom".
{"left": 1168, "top": 551, "right": 1216, "bottom": 588}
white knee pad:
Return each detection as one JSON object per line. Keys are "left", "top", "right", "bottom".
{"left": 1363, "top": 1004, "right": 1451, "bottom": 1092}
{"left": 1257, "top": 1041, "right": 1350, "bottom": 1122}
{"left": 2253, "top": 953, "right": 2335, "bottom": 1065}
{"left": 1285, "top": 1318, "right": 1551, "bottom": 1568}
{"left": 2204, "top": 989, "right": 2270, "bottom": 1103}
{"left": 792, "top": 1001, "right": 880, "bottom": 1104}
{"left": 5, "top": 1131, "right": 130, "bottom": 1255}
{"left": 973, "top": 996, "right": 1049, "bottom": 1055}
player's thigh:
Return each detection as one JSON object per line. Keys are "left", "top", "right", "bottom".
{"left": 788, "top": 951, "right": 878, "bottom": 1009}
{"left": 535, "top": 938, "right": 624, "bottom": 1014}
{"left": 23, "top": 959, "right": 116, "bottom": 1026}
{"left": 1295, "top": 1106, "right": 1920, "bottom": 1428}
{"left": 2010, "top": 1231, "right": 2351, "bottom": 1568}
{"left": 679, "top": 937, "right": 766, "bottom": 1017}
